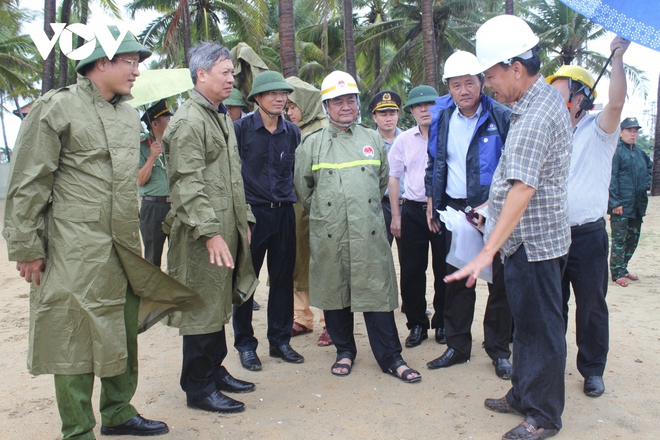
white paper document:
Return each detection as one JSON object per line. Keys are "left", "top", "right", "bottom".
{"left": 438, "top": 207, "right": 493, "bottom": 283}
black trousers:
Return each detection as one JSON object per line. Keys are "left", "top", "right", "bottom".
{"left": 399, "top": 200, "right": 446, "bottom": 330}
{"left": 504, "top": 246, "right": 567, "bottom": 431}
{"left": 233, "top": 204, "right": 295, "bottom": 351}
{"left": 561, "top": 219, "right": 609, "bottom": 377}
{"left": 139, "top": 199, "right": 170, "bottom": 267}
{"left": 444, "top": 229, "right": 512, "bottom": 359}
{"left": 181, "top": 328, "right": 228, "bottom": 401}
{"left": 324, "top": 307, "right": 403, "bottom": 372}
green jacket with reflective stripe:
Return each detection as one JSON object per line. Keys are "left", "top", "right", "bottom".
{"left": 294, "top": 123, "right": 398, "bottom": 312}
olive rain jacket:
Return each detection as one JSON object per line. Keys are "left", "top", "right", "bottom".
{"left": 294, "top": 123, "right": 398, "bottom": 312}
{"left": 3, "top": 76, "right": 198, "bottom": 377}
{"left": 425, "top": 93, "right": 511, "bottom": 214}
{"left": 608, "top": 138, "right": 652, "bottom": 219}
{"left": 164, "top": 91, "right": 259, "bottom": 336}
{"left": 286, "top": 77, "right": 328, "bottom": 140}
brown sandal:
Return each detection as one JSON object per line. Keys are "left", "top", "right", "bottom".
{"left": 503, "top": 417, "right": 558, "bottom": 440}
{"left": 290, "top": 322, "right": 313, "bottom": 337}
{"left": 317, "top": 327, "right": 334, "bottom": 346}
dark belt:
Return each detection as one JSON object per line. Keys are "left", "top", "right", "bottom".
{"left": 446, "top": 197, "right": 468, "bottom": 211}
{"left": 402, "top": 199, "right": 427, "bottom": 211}
{"left": 252, "top": 202, "right": 292, "bottom": 208}
{"left": 382, "top": 197, "right": 404, "bottom": 205}
{"left": 142, "top": 196, "right": 170, "bottom": 203}
{"left": 570, "top": 217, "right": 605, "bottom": 235}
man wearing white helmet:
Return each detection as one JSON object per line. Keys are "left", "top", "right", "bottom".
{"left": 294, "top": 71, "right": 421, "bottom": 383}
{"left": 446, "top": 15, "right": 572, "bottom": 440}
{"left": 547, "top": 36, "right": 630, "bottom": 399}
{"left": 424, "top": 50, "right": 513, "bottom": 379}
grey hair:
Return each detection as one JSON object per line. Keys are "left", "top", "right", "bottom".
{"left": 188, "top": 42, "right": 232, "bottom": 85}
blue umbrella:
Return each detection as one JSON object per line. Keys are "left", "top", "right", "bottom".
{"left": 559, "top": 0, "right": 660, "bottom": 51}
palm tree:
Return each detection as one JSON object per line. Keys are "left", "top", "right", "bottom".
{"left": 342, "top": 0, "right": 356, "bottom": 79}
{"left": 420, "top": 0, "right": 435, "bottom": 86}
{"left": 279, "top": 0, "right": 297, "bottom": 77}
{"left": 42, "top": 0, "right": 57, "bottom": 93}
{"left": 128, "top": 0, "right": 268, "bottom": 68}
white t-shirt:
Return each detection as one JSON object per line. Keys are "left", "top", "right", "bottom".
{"left": 568, "top": 112, "right": 620, "bottom": 226}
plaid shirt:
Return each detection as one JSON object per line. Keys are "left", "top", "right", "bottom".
{"left": 486, "top": 76, "right": 572, "bottom": 262}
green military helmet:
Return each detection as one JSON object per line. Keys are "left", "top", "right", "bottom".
{"left": 224, "top": 88, "right": 247, "bottom": 108}
{"left": 247, "top": 71, "right": 294, "bottom": 102}
{"left": 76, "top": 25, "right": 152, "bottom": 73}
{"left": 402, "top": 85, "right": 439, "bottom": 113}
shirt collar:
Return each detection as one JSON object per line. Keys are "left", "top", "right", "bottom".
{"left": 193, "top": 89, "right": 227, "bottom": 114}
{"left": 252, "top": 109, "right": 287, "bottom": 133}
{"left": 511, "top": 75, "right": 546, "bottom": 116}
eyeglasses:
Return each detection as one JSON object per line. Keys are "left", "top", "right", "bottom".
{"left": 116, "top": 57, "right": 140, "bottom": 71}
{"left": 266, "top": 90, "right": 290, "bottom": 98}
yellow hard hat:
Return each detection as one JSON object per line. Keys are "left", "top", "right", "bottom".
{"left": 546, "top": 65, "right": 598, "bottom": 99}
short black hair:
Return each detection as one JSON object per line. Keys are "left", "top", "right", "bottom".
{"left": 77, "top": 57, "right": 118, "bottom": 77}
{"left": 499, "top": 44, "right": 541, "bottom": 76}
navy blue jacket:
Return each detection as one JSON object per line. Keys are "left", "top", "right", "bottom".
{"left": 425, "top": 93, "right": 511, "bottom": 217}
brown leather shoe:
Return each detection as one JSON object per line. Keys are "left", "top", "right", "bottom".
{"left": 484, "top": 396, "right": 521, "bottom": 415}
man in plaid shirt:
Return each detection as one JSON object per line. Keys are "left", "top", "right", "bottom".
{"left": 447, "top": 16, "right": 572, "bottom": 440}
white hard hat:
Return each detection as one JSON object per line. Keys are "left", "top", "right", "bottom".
{"left": 321, "top": 70, "right": 360, "bottom": 101}
{"left": 442, "top": 50, "right": 484, "bottom": 83}
{"left": 475, "top": 15, "right": 539, "bottom": 71}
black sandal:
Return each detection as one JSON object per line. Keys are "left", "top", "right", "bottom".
{"left": 387, "top": 364, "right": 421, "bottom": 383}
{"left": 331, "top": 355, "right": 353, "bottom": 377}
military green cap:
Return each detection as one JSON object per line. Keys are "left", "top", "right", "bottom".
{"left": 224, "top": 88, "right": 247, "bottom": 108}
{"left": 76, "top": 25, "right": 152, "bottom": 73}
{"left": 247, "top": 71, "right": 294, "bottom": 102}
{"left": 620, "top": 117, "right": 641, "bottom": 130}
{"left": 402, "top": 85, "right": 439, "bottom": 113}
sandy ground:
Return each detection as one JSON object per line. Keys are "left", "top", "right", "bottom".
{"left": 0, "top": 197, "right": 658, "bottom": 440}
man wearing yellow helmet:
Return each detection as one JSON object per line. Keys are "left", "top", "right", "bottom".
{"left": 547, "top": 35, "right": 630, "bottom": 399}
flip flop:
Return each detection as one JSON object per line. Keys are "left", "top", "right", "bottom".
{"left": 625, "top": 273, "right": 639, "bottom": 281}
{"left": 615, "top": 277, "right": 628, "bottom": 287}
{"left": 387, "top": 365, "right": 421, "bottom": 383}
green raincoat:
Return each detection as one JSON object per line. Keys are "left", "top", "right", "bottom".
{"left": 3, "top": 76, "right": 198, "bottom": 377}
{"left": 608, "top": 138, "right": 652, "bottom": 219}
{"left": 163, "top": 91, "right": 259, "bottom": 336}
{"left": 294, "top": 123, "right": 398, "bottom": 312}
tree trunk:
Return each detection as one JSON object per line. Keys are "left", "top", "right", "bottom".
{"left": 421, "top": 0, "right": 437, "bottom": 87}
{"left": 57, "top": 0, "right": 73, "bottom": 88}
{"left": 42, "top": 0, "right": 57, "bottom": 94}
{"left": 181, "top": 0, "right": 192, "bottom": 67}
{"left": 342, "top": 0, "right": 356, "bottom": 80}
{"left": 652, "top": 72, "right": 660, "bottom": 195}
{"left": 505, "top": 0, "right": 514, "bottom": 15}
{"left": 0, "top": 95, "right": 10, "bottom": 162}
{"left": 322, "top": 0, "right": 330, "bottom": 67}
{"left": 279, "top": 0, "right": 298, "bottom": 77}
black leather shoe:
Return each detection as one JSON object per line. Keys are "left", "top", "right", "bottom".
{"left": 426, "top": 348, "right": 469, "bottom": 369}
{"left": 253, "top": 300, "right": 261, "bottom": 311}
{"left": 238, "top": 350, "right": 262, "bottom": 371}
{"left": 435, "top": 327, "right": 446, "bottom": 344}
{"left": 187, "top": 390, "right": 245, "bottom": 413}
{"left": 405, "top": 325, "right": 428, "bottom": 348}
{"left": 584, "top": 375, "right": 605, "bottom": 397}
{"left": 484, "top": 396, "right": 521, "bottom": 415}
{"left": 217, "top": 366, "right": 255, "bottom": 393}
{"left": 269, "top": 344, "right": 304, "bottom": 363}
{"left": 493, "top": 358, "right": 513, "bottom": 380}
{"left": 100, "top": 415, "right": 169, "bottom": 436}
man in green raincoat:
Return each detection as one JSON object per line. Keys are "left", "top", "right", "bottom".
{"left": 163, "top": 42, "right": 259, "bottom": 414}
{"left": 294, "top": 71, "right": 421, "bottom": 383}
{"left": 284, "top": 76, "right": 333, "bottom": 347}
{"left": 2, "top": 27, "right": 191, "bottom": 439}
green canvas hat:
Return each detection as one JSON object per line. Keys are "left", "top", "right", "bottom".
{"left": 247, "top": 71, "right": 294, "bottom": 102}
{"left": 224, "top": 88, "right": 247, "bottom": 108}
{"left": 76, "top": 25, "right": 152, "bottom": 73}
{"left": 402, "top": 85, "right": 439, "bottom": 113}
{"left": 620, "top": 117, "right": 641, "bottom": 130}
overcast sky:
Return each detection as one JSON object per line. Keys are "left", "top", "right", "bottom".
{"left": 3, "top": 1, "right": 660, "bottom": 149}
